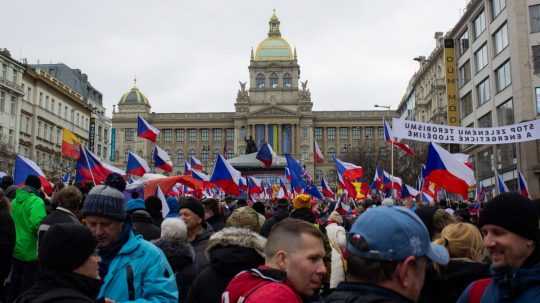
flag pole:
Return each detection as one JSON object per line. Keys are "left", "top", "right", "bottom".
{"left": 82, "top": 146, "right": 97, "bottom": 186}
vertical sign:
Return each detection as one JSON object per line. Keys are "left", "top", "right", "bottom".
{"left": 110, "top": 128, "right": 116, "bottom": 161}
{"left": 444, "top": 39, "right": 459, "bottom": 126}
{"left": 88, "top": 118, "right": 96, "bottom": 152}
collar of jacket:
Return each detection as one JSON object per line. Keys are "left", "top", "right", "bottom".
{"left": 492, "top": 263, "right": 540, "bottom": 299}
{"left": 334, "top": 282, "right": 414, "bottom": 303}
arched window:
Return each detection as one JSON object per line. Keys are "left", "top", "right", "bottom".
{"left": 283, "top": 73, "right": 292, "bottom": 88}
{"left": 256, "top": 73, "right": 265, "bottom": 88}
{"left": 270, "top": 72, "right": 278, "bottom": 88}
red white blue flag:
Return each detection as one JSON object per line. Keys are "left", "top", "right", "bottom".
{"left": 153, "top": 145, "right": 173, "bottom": 173}
{"left": 210, "top": 154, "right": 242, "bottom": 195}
{"left": 518, "top": 171, "right": 530, "bottom": 198}
{"left": 314, "top": 141, "right": 325, "bottom": 164}
{"left": 256, "top": 143, "right": 275, "bottom": 168}
{"left": 137, "top": 115, "right": 160, "bottom": 143}
{"left": 14, "top": 155, "right": 53, "bottom": 195}
{"left": 190, "top": 156, "right": 203, "bottom": 172}
{"left": 126, "top": 151, "right": 150, "bottom": 177}
{"left": 384, "top": 120, "right": 414, "bottom": 156}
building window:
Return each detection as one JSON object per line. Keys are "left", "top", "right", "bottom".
{"left": 302, "top": 127, "right": 308, "bottom": 140}
{"left": 10, "top": 96, "right": 16, "bottom": 116}
{"left": 458, "top": 30, "right": 469, "bottom": 56}
{"left": 175, "top": 129, "right": 185, "bottom": 142}
{"left": 201, "top": 149, "right": 209, "bottom": 164}
{"left": 56, "top": 127, "right": 61, "bottom": 145}
{"left": 226, "top": 149, "right": 234, "bottom": 159}
{"left": 327, "top": 128, "right": 336, "bottom": 141}
{"left": 0, "top": 92, "right": 4, "bottom": 112}
{"left": 57, "top": 102, "right": 62, "bottom": 116}
{"left": 125, "top": 128, "right": 135, "bottom": 142}
{"left": 460, "top": 92, "right": 473, "bottom": 119}
{"left": 536, "top": 87, "right": 540, "bottom": 114}
{"left": 474, "top": 44, "right": 488, "bottom": 72}
{"left": 339, "top": 127, "right": 348, "bottom": 140}
{"left": 213, "top": 128, "right": 222, "bottom": 142}
{"left": 256, "top": 73, "right": 265, "bottom": 88}
{"left": 377, "top": 127, "right": 384, "bottom": 138}
{"left": 26, "top": 87, "right": 31, "bottom": 101}
{"left": 365, "top": 127, "right": 373, "bottom": 139}
{"left": 201, "top": 128, "right": 208, "bottom": 142}
{"left": 493, "top": 23, "right": 509, "bottom": 55}
{"left": 315, "top": 127, "right": 323, "bottom": 141}
{"left": 270, "top": 73, "right": 278, "bottom": 88}
{"left": 327, "top": 147, "right": 336, "bottom": 160}
{"left": 477, "top": 149, "right": 493, "bottom": 180}
{"left": 478, "top": 112, "right": 492, "bottom": 128}
{"left": 352, "top": 127, "right": 361, "bottom": 141}
{"left": 492, "top": 0, "right": 506, "bottom": 18}
{"left": 529, "top": 5, "right": 540, "bottom": 33}
{"left": 477, "top": 77, "right": 491, "bottom": 107}
{"left": 226, "top": 128, "right": 234, "bottom": 141}
{"left": 162, "top": 129, "right": 172, "bottom": 142}
{"left": 12, "top": 69, "right": 17, "bottom": 83}
{"left": 495, "top": 60, "right": 511, "bottom": 92}
{"left": 473, "top": 10, "right": 486, "bottom": 39}
{"left": 497, "top": 98, "right": 514, "bottom": 126}
{"left": 301, "top": 147, "right": 309, "bottom": 161}
{"left": 283, "top": 73, "right": 292, "bottom": 88}
{"left": 38, "top": 121, "right": 42, "bottom": 138}
{"left": 532, "top": 45, "right": 540, "bottom": 74}
{"left": 458, "top": 60, "right": 471, "bottom": 87}
{"left": 188, "top": 129, "right": 197, "bottom": 142}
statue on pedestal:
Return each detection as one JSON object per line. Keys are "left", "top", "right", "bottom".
{"left": 244, "top": 136, "right": 258, "bottom": 154}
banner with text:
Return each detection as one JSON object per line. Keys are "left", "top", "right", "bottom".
{"left": 392, "top": 118, "right": 540, "bottom": 145}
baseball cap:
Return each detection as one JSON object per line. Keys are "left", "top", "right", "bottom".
{"left": 347, "top": 206, "right": 449, "bottom": 265}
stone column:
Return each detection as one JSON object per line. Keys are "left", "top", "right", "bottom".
{"left": 277, "top": 124, "right": 282, "bottom": 154}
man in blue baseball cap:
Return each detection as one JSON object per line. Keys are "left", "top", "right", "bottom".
{"left": 324, "top": 206, "right": 449, "bottom": 303}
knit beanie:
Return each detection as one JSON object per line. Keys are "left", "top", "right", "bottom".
{"left": 293, "top": 194, "right": 311, "bottom": 209}
{"left": 81, "top": 185, "right": 126, "bottom": 221}
{"left": 179, "top": 199, "right": 205, "bottom": 221}
{"left": 226, "top": 206, "right": 263, "bottom": 233}
{"left": 39, "top": 223, "right": 97, "bottom": 272}
{"left": 479, "top": 192, "right": 540, "bottom": 242}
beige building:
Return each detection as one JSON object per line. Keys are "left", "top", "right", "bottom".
{"left": 111, "top": 12, "right": 392, "bottom": 185}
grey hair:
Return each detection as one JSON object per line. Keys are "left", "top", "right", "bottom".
{"left": 161, "top": 217, "right": 188, "bottom": 241}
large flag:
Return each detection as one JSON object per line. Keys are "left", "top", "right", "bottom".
{"left": 401, "top": 184, "right": 420, "bottom": 199}
{"left": 190, "top": 156, "right": 203, "bottom": 171}
{"left": 518, "top": 171, "right": 530, "bottom": 198}
{"left": 14, "top": 155, "right": 53, "bottom": 195}
{"left": 453, "top": 153, "right": 474, "bottom": 169}
{"left": 256, "top": 143, "right": 275, "bottom": 168}
{"left": 76, "top": 146, "right": 113, "bottom": 185}
{"left": 285, "top": 154, "right": 307, "bottom": 191}
{"left": 334, "top": 157, "right": 363, "bottom": 181}
{"left": 210, "top": 154, "right": 242, "bottom": 195}
{"left": 137, "top": 115, "right": 160, "bottom": 143}
{"left": 497, "top": 175, "right": 509, "bottom": 194}
{"left": 126, "top": 151, "right": 150, "bottom": 176}
{"left": 153, "top": 145, "right": 173, "bottom": 173}
{"left": 305, "top": 183, "right": 324, "bottom": 200}
{"left": 384, "top": 121, "right": 414, "bottom": 156}
{"left": 321, "top": 176, "right": 334, "bottom": 198}
{"left": 314, "top": 141, "right": 325, "bottom": 164}
{"left": 61, "top": 128, "right": 81, "bottom": 159}
{"left": 424, "top": 143, "right": 475, "bottom": 198}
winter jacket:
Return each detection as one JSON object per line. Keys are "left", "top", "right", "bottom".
{"left": 98, "top": 230, "right": 178, "bottom": 302}
{"left": 189, "top": 227, "right": 266, "bottom": 303}
{"left": 191, "top": 223, "right": 214, "bottom": 270}
{"left": 11, "top": 187, "right": 47, "bottom": 261}
{"left": 326, "top": 223, "right": 346, "bottom": 289}
{"left": 38, "top": 207, "right": 80, "bottom": 245}
{"left": 13, "top": 269, "right": 100, "bottom": 303}
{"left": 0, "top": 206, "right": 15, "bottom": 285}
{"left": 131, "top": 210, "right": 161, "bottom": 241}
{"left": 260, "top": 209, "right": 288, "bottom": 237}
{"left": 457, "top": 263, "right": 540, "bottom": 303}
{"left": 154, "top": 238, "right": 196, "bottom": 303}
{"left": 223, "top": 266, "right": 303, "bottom": 303}
{"left": 419, "top": 259, "right": 490, "bottom": 303}
{"left": 324, "top": 282, "right": 414, "bottom": 303}
{"left": 206, "top": 214, "right": 226, "bottom": 232}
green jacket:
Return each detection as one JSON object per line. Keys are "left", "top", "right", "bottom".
{"left": 11, "top": 187, "right": 47, "bottom": 262}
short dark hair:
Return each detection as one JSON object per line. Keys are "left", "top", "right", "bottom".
{"left": 345, "top": 254, "right": 399, "bottom": 284}
{"left": 53, "top": 186, "right": 83, "bottom": 212}
{"left": 265, "top": 218, "right": 323, "bottom": 258}
{"left": 202, "top": 198, "right": 219, "bottom": 215}
{"left": 131, "top": 191, "right": 140, "bottom": 199}
{"left": 25, "top": 175, "right": 41, "bottom": 190}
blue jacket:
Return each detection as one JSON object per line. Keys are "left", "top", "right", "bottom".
{"left": 98, "top": 231, "right": 178, "bottom": 302}
{"left": 457, "top": 264, "right": 540, "bottom": 303}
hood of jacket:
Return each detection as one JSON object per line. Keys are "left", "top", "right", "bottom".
{"left": 206, "top": 227, "right": 266, "bottom": 257}
{"left": 130, "top": 210, "right": 154, "bottom": 224}
{"left": 13, "top": 187, "right": 38, "bottom": 204}
{"left": 154, "top": 239, "right": 195, "bottom": 271}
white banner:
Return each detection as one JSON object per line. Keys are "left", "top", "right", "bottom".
{"left": 392, "top": 118, "right": 540, "bottom": 145}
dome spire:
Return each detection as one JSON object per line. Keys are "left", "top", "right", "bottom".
{"left": 268, "top": 9, "right": 281, "bottom": 37}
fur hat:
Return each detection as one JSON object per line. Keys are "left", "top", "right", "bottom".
{"left": 206, "top": 227, "right": 266, "bottom": 258}
{"left": 226, "top": 206, "right": 263, "bottom": 232}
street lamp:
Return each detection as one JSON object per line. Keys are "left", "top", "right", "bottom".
{"left": 374, "top": 104, "right": 392, "bottom": 110}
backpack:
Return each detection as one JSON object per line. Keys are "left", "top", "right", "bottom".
{"left": 468, "top": 278, "right": 492, "bottom": 303}
{"left": 20, "top": 288, "right": 93, "bottom": 303}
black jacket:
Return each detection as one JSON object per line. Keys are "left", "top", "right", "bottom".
{"left": 324, "top": 282, "right": 414, "bottom": 303}
{"left": 419, "top": 259, "right": 490, "bottom": 303}
{"left": 38, "top": 207, "right": 80, "bottom": 245}
{"left": 191, "top": 223, "right": 214, "bottom": 270}
{"left": 154, "top": 239, "right": 196, "bottom": 303}
{"left": 131, "top": 210, "right": 161, "bottom": 241}
{"left": 0, "top": 206, "right": 15, "bottom": 284}
{"left": 206, "top": 214, "right": 226, "bottom": 232}
{"left": 260, "top": 209, "right": 288, "bottom": 237}
{"left": 14, "top": 270, "right": 100, "bottom": 303}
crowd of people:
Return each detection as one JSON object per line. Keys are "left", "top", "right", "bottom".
{"left": 0, "top": 172, "right": 539, "bottom": 302}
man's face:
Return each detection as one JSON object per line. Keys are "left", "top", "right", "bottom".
{"left": 405, "top": 257, "right": 427, "bottom": 302}
{"left": 180, "top": 208, "right": 202, "bottom": 230}
{"left": 481, "top": 224, "right": 534, "bottom": 269}
{"left": 85, "top": 216, "right": 123, "bottom": 248}
{"left": 283, "top": 233, "right": 327, "bottom": 297}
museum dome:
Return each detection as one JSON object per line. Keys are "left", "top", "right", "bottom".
{"left": 118, "top": 84, "right": 150, "bottom": 106}
{"left": 254, "top": 11, "right": 294, "bottom": 61}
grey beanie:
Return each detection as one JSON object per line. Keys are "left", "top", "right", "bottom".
{"left": 81, "top": 185, "right": 126, "bottom": 221}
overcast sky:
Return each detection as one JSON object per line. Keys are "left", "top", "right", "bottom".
{"left": 4, "top": 1, "right": 467, "bottom": 115}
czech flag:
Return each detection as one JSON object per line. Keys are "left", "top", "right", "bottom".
{"left": 305, "top": 183, "right": 324, "bottom": 200}
{"left": 314, "top": 141, "right": 325, "bottom": 164}
{"left": 190, "top": 156, "right": 203, "bottom": 172}
{"left": 137, "top": 115, "right": 160, "bottom": 143}
{"left": 184, "top": 161, "right": 192, "bottom": 175}
{"left": 421, "top": 191, "right": 434, "bottom": 203}
{"left": 238, "top": 176, "right": 248, "bottom": 193}
{"left": 76, "top": 146, "right": 113, "bottom": 185}
{"left": 285, "top": 154, "right": 307, "bottom": 192}
{"left": 210, "top": 154, "right": 242, "bottom": 196}
{"left": 401, "top": 184, "right": 420, "bottom": 199}
{"left": 424, "top": 143, "right": 475, "bottom": 199}
{"left": 126, "top": 151, "right": 150, "bottom": 177}
{"left": 453, "top": 153, "right": 474, "bottom": 169}
{"left": 497, "top": 175, "right": 509, "bottom": 194}
{"left": 192, "top": 169, "right": 210, "bottom": 182}
{"left": 337, "top": 172, "right": 357, "bottom": 199}
{"left": 321, "top": 176, "right": 334, "bottom": 198}
{"left": 334, "top": 157, "right": 363, "bottom": 181}
{"left": 279, "top": 177, "right": 290, "bottom": 198}
{"left": 156, "top": 185, "right": 170, "bottom": 218}
{"left": 384, "top": 121, "right": 414, "bottom": 156}
{"left": 383, "top": 170, "right": 403, "bottom": 193}
{"left": 153, "top": 145, "right": 173, "bottom": 173}
{"left": 14, "top": 155, "right": 53, "bottom": 195}
{"left": 518, "top": 171, "right": 530, "bottom": 198}
{"left": 61, "top": 128, "right": 81, "bottom": 159}
{"left": 256, "top": 143, "right": 275, "bottom": 168}
{"left": 247, "top": 176, "right": 263, "bottom": 198}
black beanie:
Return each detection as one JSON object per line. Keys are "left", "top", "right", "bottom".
{"left": 25, "top": 175, "right": 42, "bottom": 190}
{"left": 105, "top": 173, "right": 126, "bottom": 192}
{"left": 479, "top": 192, "right": 540, "bottom": 242}
{"left": 179, "top": 199, "right": 205, "bottom": 221}
{"left": 39, "top": 223, "right": 97, "bottom": 272}
{"left": 81, "top": 185, "right": 126, "bottom": 221}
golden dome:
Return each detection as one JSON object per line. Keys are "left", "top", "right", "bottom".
{"left": 254, "top": 11, "right": 294, "bottom": 61}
